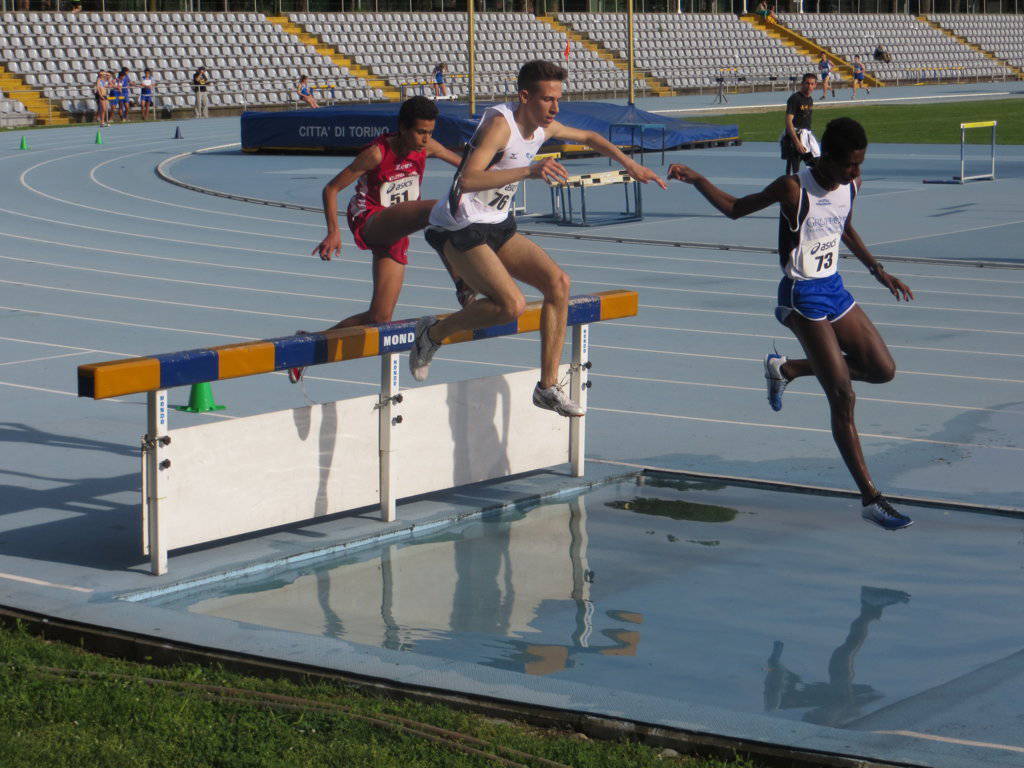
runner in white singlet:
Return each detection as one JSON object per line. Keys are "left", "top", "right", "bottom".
{"left": 411, "top": 59, "right": 666, "bottom": 417}
{"left": 667, "top": 118, "right": 916, "bottom": 530}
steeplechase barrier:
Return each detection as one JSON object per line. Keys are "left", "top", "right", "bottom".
{"left": 923, "top": 120, "right": 997, "bottom": 185}
{"left": 546, "top": 169, "right": 643, "bottom": 227}
{"left": 77, "top": 290, "right": 638, "bottom": 575}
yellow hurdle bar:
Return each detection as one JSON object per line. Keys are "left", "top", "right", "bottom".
{"left": 961, "top": 121, "right": 997, "bottom": 129}
{"left": 78, "top": 290, "right": 639, "bottom": 400}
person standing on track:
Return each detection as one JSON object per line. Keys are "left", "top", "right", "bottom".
{"left": 667, "top": 117, "right": 916, "bottom": 530}
{"left": 781, "top": 73, "right": 818, "bottom": 176}
{"left": 817, "top": 53, "right": 836, "bottom": 100}
{"left": 139, "top": 68, "right": 155, "bottom": 120}
{"left": 851, "top": 55, "right": 870, "bottom": 98}
{"left": 289, "top": 96, "right": 465, "bottom": 384}
{"left": 408, "top": 59, "right": 666, "bottom": 417}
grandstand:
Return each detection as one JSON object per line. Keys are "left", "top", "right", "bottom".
{"left": 1, "top": 10, "right": 1022, "bottom": 127}
{"left": 778, "top": 12, "right": 1011, "bottom": 84}
{"left": 290, "top": 12, "right": 635, "bottom": 100}
{"left": 558, "top": 12, "right": 812, "bottom": 91}
{"left": 0, "top": 11, "right": 375, "bottom": 120}
{"left": 929, "top": 13, "right": 1024, "bottom": 77}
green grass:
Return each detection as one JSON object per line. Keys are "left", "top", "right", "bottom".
{"left": 0, "top": 622, "right": 765, "bottom": 768}
{"left": 697, "top": 97, "right": 1024, "bottom": 145}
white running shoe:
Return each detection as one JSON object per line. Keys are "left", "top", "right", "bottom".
{"left": 861, "top": 495, "right": 914, "bottom": 531}
{"left": 532, "top": 382, "right": 585, "bottom": 417}
{"left": 408, "top": 317, "right": 440, "bottom": 382}
{"left": 764, "top": 352, "right": 788, "bottom": 412}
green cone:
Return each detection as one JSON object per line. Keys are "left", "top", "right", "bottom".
{"left": 95, "top": 129, "right": 103, "bottom": 145}
{"left": 174, "top": 382, "right": 226, "bottom": 413}
{"left": 18, "top": 136, "right": 28, "bottom": 150}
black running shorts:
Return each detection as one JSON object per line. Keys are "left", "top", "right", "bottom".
{"left": 425, "top": 215, "right": 517, "bottom": 256}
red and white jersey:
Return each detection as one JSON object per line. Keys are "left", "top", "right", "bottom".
{"left": 347, "top": 133, "right": 426, "bottom": 218}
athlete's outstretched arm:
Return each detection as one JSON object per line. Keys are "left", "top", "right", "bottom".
{"left": 458, "top": 115, "right": 568, "bottom": 191}
{"left": 313, "top": 145, "right": 382, "bottom": 261}
{"left": 425, "top": 137, "right": 463, "bottom": 168}
{"left": 842, "top": 208, "right": 914, "bottom": 302}
{"left": 547, "top": 122, "right": 667, "bottom": 189}
{"left": 669, "top": 165, "right": 793, "bottom": 220}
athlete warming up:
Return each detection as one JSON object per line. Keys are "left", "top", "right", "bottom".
{"left": 410, "top": 59, "right": 666, "bottom": 417}
{"left": 668, "top": 118, "right": 915, "bottom": 530}
{"left": 290, "top": 96, "right": 464, "bottom": 384}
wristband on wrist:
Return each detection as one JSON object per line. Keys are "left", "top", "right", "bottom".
{"left": 869, "top": 262, "right": 885, "bottom": 277}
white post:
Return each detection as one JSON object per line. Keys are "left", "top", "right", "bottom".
{"left": 379, "top": 353, "right": 400, "bottom": 522}
{"left": 144, "top": 389, "right": 169, "bottom": 575}
{"left": 569, "top": 324, "right": 589, "bottom": 477}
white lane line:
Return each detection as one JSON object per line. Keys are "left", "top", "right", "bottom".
{"left": 588, "top": 370, "right": 1024, "bottom": 416}
{"left": 0, "top": 571, "right": 93, "bottom": 593}
{"left": 0, "top": 351, "right": 90, "bottom": 366}
{"left": 0, "top": 254, "right": 456, "bottom": 307}
{"left": 589, "top": 405, "right": 1024, "bottom": 452}
{"left": 874, "top": 730, "right": 1024, "bottom": 754}
{"left": 639, "top": 304, "right": 1024, "bottom": 336}
{"left": 572, "top": 276, "right": 1024, "bottom": 317}
{"left": 589, "top": 342, "right": 1024, "bottom": 384}
{"left": 87, "top": 149, "right": 323, "bottom": 229}
{"left": 0, "top": 335, "right": 133, "bottom": 357}
{"left": 18, "top": 149, "right": 313, "bottom": 242}
{"left": 0, "top": 278, "right": 447, "bottom": 323}
{"left": 0, "top": 304, "right": 263, "bottom": 338}
{"left": 0, "top": 378, "right": 235, "bottom": 419}
{"left": 603, "top": 320, "right": 1024, "bottom": 357}
{"left": 872, "top": 217, "right": 1024, "bottom": 246}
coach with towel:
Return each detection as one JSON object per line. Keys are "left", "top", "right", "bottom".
{"left": 780, "top": 73, "right": 821, "bottom": 175}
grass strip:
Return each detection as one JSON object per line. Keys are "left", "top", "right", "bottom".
{"left": 0, "top": 622, "right": 760, "bottom": 768}
{"left": 696, "top": 98, "right": 1024, "bottom": 144}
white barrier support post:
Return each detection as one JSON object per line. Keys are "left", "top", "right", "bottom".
{"left": 570, "top": 324, "right": 589, "bottom": 477}
{"left": 142, "top": 389, "right": 169, "bottom": 575}
{"left": 378, "top": 353, "right": 400, "bottom": 522}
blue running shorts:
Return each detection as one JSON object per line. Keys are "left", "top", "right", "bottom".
{"left": 775, "top": 272, "right": 856, "bottom": 325}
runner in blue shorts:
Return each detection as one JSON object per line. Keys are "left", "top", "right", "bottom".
{"left": 668, "top": 117, "right": 916, "bottom": 530}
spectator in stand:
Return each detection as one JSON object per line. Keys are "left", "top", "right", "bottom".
{"left": 70, "top": 1, "right": 82, "bottom": 12}
{"left": 94, "top": 70, "right": 109, "bottom": 127}
{"left": 754, "top": 1, "right": 770, "bottom": 20}
{"left": 432, "top": 62, "right": 447, "bottom": 98}
{"left": 297, "top": 75, "right": 319, "bottom": 108}
{"left": 873, "top": 44, "right": 892, "bottom": 63}
{"left": 192, "top": 66, "right": 209, "bottom": 119}
{"left": 767, "top": 3, "right": 778, "bottom": 21}
{"left": 139, "top": 68, "right": 155, "bottom": 120}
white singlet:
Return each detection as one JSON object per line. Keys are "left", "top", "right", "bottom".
{"left": 429, "top": 103, "right": 547, "bottom": 230}
{"left": 778, "top": 166, "right": 856, "bottom": 281}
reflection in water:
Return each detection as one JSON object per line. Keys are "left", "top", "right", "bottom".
{"left": 606, "top": 497, "right": 739, "bottom": 523}
{"left": 763, "top": 586, "right": 911, "bottom": 727}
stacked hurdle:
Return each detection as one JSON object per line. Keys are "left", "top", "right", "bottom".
{"left": 77, "top": 291, "right": 638, "bottom": 575}
{"left": 546, "top": 169, "right": 643, "bottom": 227}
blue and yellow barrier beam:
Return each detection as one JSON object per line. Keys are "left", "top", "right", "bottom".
{"left": 78, "top": 290, "right": 638, "bottom": 400}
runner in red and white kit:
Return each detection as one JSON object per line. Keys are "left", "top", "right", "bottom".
{"left": 290, "top": 97, "right": 463, "bottom": 383}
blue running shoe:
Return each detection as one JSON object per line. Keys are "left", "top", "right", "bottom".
{"left": 764, "top": 352, "right": 788, "bottom": 412}
{"left": 861, "top": 495, "right": 913, "bottom": 531}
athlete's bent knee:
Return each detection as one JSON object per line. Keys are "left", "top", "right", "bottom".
{"left": 493, "top": 293, "right": 526, "bottom": 323}
{"left": 871, "top": 359, "right": 896, "bottom": 384}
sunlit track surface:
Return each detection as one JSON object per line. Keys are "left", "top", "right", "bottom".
{"left": 2, "top": 98, "right": 1024, "bottom": 768}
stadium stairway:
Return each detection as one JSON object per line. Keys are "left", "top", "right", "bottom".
{"left": 266, "top": 16, "right": 401, "bottom": 102}
{"left": 538, "top": 15, "right": 675, "bottom": 97}
{"left": 0, "top": 64, "right": 70, "bottom": 126}
{"left": 743, "top": 14, "right": 884, "bottom": 89}
{"left": 922, "top": 16, "right": 1024, "bottom": 80}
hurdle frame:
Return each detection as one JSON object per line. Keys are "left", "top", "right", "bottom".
{"left": 80, "top": 291, "right": 633, "bottom": 575}
{"left": 923, "top": 120, "right": 997, "bottom": 185}
{"left": 548, "top": 169, "right": 643, "bottom": 228}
